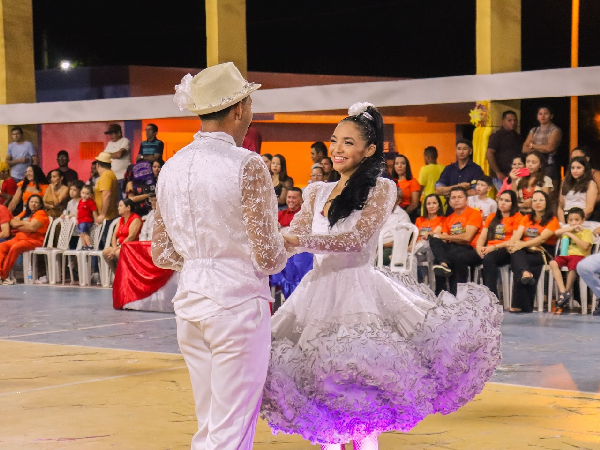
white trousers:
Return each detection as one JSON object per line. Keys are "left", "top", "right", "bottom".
{"left": 176, "top": 298, "right": 271, "bottom": 450}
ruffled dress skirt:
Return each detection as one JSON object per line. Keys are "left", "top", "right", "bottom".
{"left": 260, "top": 265, "right": 503, "bottom": 444}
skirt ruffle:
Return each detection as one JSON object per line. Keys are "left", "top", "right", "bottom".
{"left": 261, "top": 271, "right": 503, "bottom": 444}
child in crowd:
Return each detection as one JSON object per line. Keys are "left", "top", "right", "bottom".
{"left": 497, "top": 155, "right": 527, "bottom": 197}
{"left": 77, "top": 185, "right": 98, "bottom": 250}
{"left": 418, "top": 146, "right": 445, "bottom": 214}
{"left": 550, "top": 207, "right": 594, "bottom": 308}
{"left": 62, "top": 180, "right": 84, "bottom": 248}
{"left": 468, "top": 175, "right": 498, "bottom": 219}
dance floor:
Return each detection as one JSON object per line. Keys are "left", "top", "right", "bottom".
{"left": 1, "top": 285, "right": 599, "bottom": 449}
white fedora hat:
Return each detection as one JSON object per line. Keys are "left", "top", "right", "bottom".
{"left": 173, "top": 62, "right": 261, "bottom": 115}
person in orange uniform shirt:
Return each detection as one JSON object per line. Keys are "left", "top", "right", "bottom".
{"left": 506, "top": 190, "right": 560, "bottom": 312}
{"left": 476, "top": 190, "right": 522, "bottom": 298}
{"left": 393, "top": 154, "right": 421, "bottom": 221}
{"left": 429, "top": 186, "right": 483, "bottom": 295}
{"left": 0, "top": 195, "right": 49, "bottom": 284}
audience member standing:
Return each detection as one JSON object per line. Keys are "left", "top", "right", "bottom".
{"left": 242, "top": 123, "right": 262, "bottom": 154}
{"left": 557, "top": 156, "right": 598, "bottom": 224}
{"left": 278, "top": 187, "right": 303, "bottom": 228}
{"left": 77, "top": 185, "right": 98, "bottom": 250}
{"left": 46, "top": 150, "right": 79, "bottom": 184}
{"left": 418, "top": 146, "right": 445, "bottom": 213}
{"left": 435, "top": 140, "right": 483, "bottom": 213}
{"left": 523, "top": 106, "right": 562, "bottom": 194}
{"left": 94, "top": 153, "right": 119, "bottom": 246}
{"left": 430, "top": 186, "right": 483, "bottom": 295}
{"left": 486, "top": 111, "right": 523, "bottom": 190}
{"left": 0, "top": 162, "right": 17, "bottom": 207}
{"left": 102, "top": 124, "right": 131, "bottom": 192}
{"left": 88, "top": 161, "right": 100, "bottom": 190}
{"left": 138, "top": 123, "right": 164, "bottom": 161}
{"left": 507, "top": 191, "right": 559, "bottom": 313}
{"left": 393, "top": 154, "right": 421, "bottom": 221}
{"left": 43, "top": 170, "right": 70, "bottom": 219}
{"left": 477, "top": 190, "right": 522, "bottom": 298}
{"left": 512, "top": 151, "right": 553, "bottom": 214}
{"left": 6, "top": 126, "right": 38, "bottom": 182}
{"left": 310, "top": 142, "right": 328, "bottom": 165}
{"left": 7, "top": 165, "right": 49, "bottom": 214}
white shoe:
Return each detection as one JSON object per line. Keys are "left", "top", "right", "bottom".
{"left": 35, "top": 276, "right": 48, "bottom": 284}
{"left": 2, "top": 276, "right": 16, "bottom": 285}
{"left": 90, "top": 273, "right": 100, "bottom": 285}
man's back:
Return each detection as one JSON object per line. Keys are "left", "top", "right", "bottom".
{"left": 418, "top": 163, "right": 444, "bottom": 198}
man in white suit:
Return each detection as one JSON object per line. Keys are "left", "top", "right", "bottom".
{"left": 152, "top": 63, "right": 287, "bottom": 450}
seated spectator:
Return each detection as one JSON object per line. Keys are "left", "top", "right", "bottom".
{"left": 468, "top": 175, "right": 498, "bottom": 219}
{"left": 321, "top": 157, "right": 340, "bottom": 182}
{"left": 62, "top": 180, "right": 84, "bottom": 248}
{"left": 507, "top": 191, "right": 559, "bottom": 313}
{"left": 77, "top": 185, "right": 98, "bottom": 250}
{"left": 0, "top": 204, "right": 12, "bottom": 242}
{"left": 497, "top": 155, "right": 527, "bottom": 197}
{"left": 380, "top": 187, "right": 411, "bottom": 266}
{"left": 7, "top": 165, "right": 49, "bottom": 214}
{"left": 430, "top": 186, "right": 483, "bottom": 295}
{"left": 152, "top": 158, "right": 164, "bottom": 181}
{"left": 512, "top": 151, "right": 553, "bottom": 214}
{"left": 477, "top": 190, "right": 523, "bottom": 298}
{"left": 43, "top": 170, "right": 70, "bottom": 219}
{"left": 418, "top": 146, "right": 445, "bottom": 214}
{"left": 557, "top": 156, "right": 598, "bottom": 224}
{"left": 278, "top": 187, "right": 303, "bottom": 228}
{"left": 310, "top": 165, "right": 324, "bottom": 184}
{"left": 262, "top": 153, "right": 273, "bottom": 170}
{"left": 0, "top": 162, "right": 17, "bottom": 207}
{"left": 139, "top": 196, "right": 157, "bottom": 241}
{"left": 415, "top": 194, "right": 445, "bottom": 242}
{"left": 271, "top": 154, "right": 293, "bottom": 209}
{"left": 576, "top": 225, "right": 600, "bottom": 315}
{"left": 550, "top": 207, "right": 593, "bottom": 309}
{"left": 382, "top": 151, "right": 399, "bottom": 180}
{"left": 138, "top": 123, "right": 164, "bottom": 162}
{"left": 393, "top": 154, "right": 421, "bottom": 221}
{"left": 46, "top": 150, "right": 79, "bottom": 184}
{"left": 88, "top": 161, "right": 100, "bottom": 190}
{"left": 570, "top": 146, "right": 600, "bottom": 222}
{"left": 0, "top": 195, "right": 49, "bottom": 285}
{"left": 102, "top": 199, "right": 142, "bottom": 272}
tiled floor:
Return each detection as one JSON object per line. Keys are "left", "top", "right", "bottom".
{"left": 1, "top": 285, "right": 599, "bottom": 449}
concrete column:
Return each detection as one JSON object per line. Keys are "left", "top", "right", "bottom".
{"left": 205, "top": 0, "right": 247, "bottom": 76}
{"left": 0, "top": 0, "right": 37, "bottom": 160}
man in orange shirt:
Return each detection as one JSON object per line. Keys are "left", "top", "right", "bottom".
{"left": 429, "top": 186, "right": 483, "bottom": 295}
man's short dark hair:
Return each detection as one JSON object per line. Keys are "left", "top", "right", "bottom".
{"left": 502, "top": 110, "right": 517, "bottom": 119}
{"left": 566, "top": 207, "right": 585, "bottom": 219}
{"left": 456, "top": 139, "right": 472, "bottom": 149}
{"left": 57, "top": 150, "right": 69, "bottom": 159}
{"left": 449, "top": 186, "right": 468, "bottom": 197}
{"left": 479, "top": 175, "right": 493, "bottom": 187}
{"left": 424, "top": 146, "right": 438, "bottom": 159}
{"left": 198, "top": 97, "right": 248, "bottom": 122}
{"left": 311, "top": 142, "right": 328, "bottom": 157}
{"left": 289, "top": 187, "right": 302, "bottom": 195}
{"left": 97, "top": 160, "right": 112, "bottom": 170}
{"left": 11, "top": 126, "right": 23, "bottom": 134}
{"left": 147, "top": 123, "right": 158, "bottom": 133}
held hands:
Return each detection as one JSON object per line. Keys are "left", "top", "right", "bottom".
{"left": 282, "top": 234, "right": 300, "bottom": 251}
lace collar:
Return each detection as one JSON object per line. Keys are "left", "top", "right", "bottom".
{"left": 193, "top": 131, "right": 236, "bottom": 146}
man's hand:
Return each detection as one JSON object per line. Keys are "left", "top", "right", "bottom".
{"left": 496, "top": 172, "right": 507, "bottom": 181}
{"left": 282, "top": 234, "right": 300, "bottom": 250}
{"left": 95, "top": 214, "right": 105, "bottom": 224}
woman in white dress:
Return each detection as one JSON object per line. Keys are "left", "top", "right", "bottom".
{"left": 260, "top": 103, "right": 503, "bottom": 450}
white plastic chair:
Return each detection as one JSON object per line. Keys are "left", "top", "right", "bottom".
{"left": 83, "top": 219, "right": 119, "bottom": 287}
{"left": 17, "top": 216, "right": 55, "bottom": 285}
{"left": 473, "top": 264, "right": 512, "bottom": 309}
{"left": 416, "top": 245, "right": 436, "bottom": 291}
{"left": 548, "top": 236, "right": 600, "bottom": 314}
{"left": 61, "top": 220, "right": 105, "bottom": 286}
{"left": 32, "top": 217, "right": 76, "bottom": 284}
{"left": 377, "top": 223, "right": 418, "bottom": 275}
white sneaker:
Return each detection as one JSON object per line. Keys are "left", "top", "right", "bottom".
{"left": 90, "top": 273, "right": 100, "bottom": 285}
{"left": 35, "top": 276, "right": 48, "bottom": 284}
{"left": 2, "top": 276, "right": 16, "bottom": 285}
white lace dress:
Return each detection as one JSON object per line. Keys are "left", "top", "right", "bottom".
{"left": 260, "top": 179, "right": 503, "bottom": 444}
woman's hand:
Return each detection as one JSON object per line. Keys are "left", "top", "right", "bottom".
{"left": 509, "top": 169, "right": 520, "bottom": 179}
{"left": 282, "top": 234, "right": 300, "bottom": 250}
{"left": 477, "top": 247, "right": 486, "bottom": 258}
{"left": 507, "top": 241, "right": 525, "bottom": 253}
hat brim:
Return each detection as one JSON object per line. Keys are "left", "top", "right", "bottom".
{"left": 187, "top": 83, "right": 261, "bottom": 115}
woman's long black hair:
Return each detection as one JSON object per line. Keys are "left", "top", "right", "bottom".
{"left": 328, "top": 105, "right": 385, "bottom": 228}
{"left": 421, "top": 193, "right": 443, "bottom": 218}
{"left": 529, "top": 190, "right": 555, "bottom": 227}
{"left": 22, "top": 165, "right": 48, "bottom": 191}
{"left": 22, "top": 194, "right": 44, "bottom": 219}
{"left": 391, "top": 154, "right": 413, "bottom": 181}
{"left": 485, "top": 190, "right": 519, "bottom": 245}
{"left": 561, "top": 156, "right": 592, "bottom": 195}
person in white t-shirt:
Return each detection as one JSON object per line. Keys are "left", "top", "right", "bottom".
{"left": 468, "top": 175, "right": 498, "bottom": 219}
{"left": 102, "top": 124, "right": 131, "bottom": 187}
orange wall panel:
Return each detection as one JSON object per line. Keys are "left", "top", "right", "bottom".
{"left": 261, "top": 142, "right": 316, "bottom": 188}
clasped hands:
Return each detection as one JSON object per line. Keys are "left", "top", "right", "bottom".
{"left": 282, "top": 234, "right": 300, "bottom": 251}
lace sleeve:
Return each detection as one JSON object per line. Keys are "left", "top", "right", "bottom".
{"left": 297, "top": 178, "right": 397, "bottom": 254}
{"left": 287, "top": 182, "right": 321, "bottom": 238}
{"left": 151, "top": 203, "right": 184, "bottom": 271}
{"left": 241, "top": 155, "right": 287, "bottom": 275}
